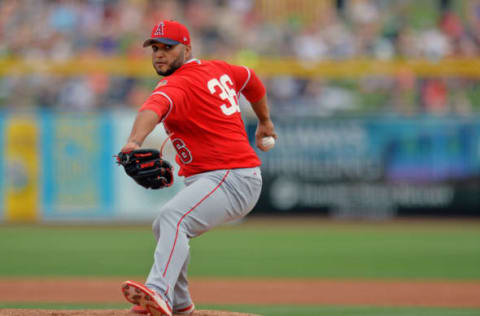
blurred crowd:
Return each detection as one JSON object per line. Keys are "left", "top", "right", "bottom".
{"left": 1, "top": 0, "right": 480, "bottom": 115}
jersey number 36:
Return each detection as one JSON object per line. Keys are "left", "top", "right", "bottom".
{"left": 207, "top": 74, "right": 240, "bottom": 116}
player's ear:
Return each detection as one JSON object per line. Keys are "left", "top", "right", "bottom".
{"left": 184, "top": 44, "right": 192, "bottom": 60}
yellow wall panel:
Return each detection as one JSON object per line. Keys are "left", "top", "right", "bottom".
{"left": 5, "top": 118, "right": 39, "bottom": 222}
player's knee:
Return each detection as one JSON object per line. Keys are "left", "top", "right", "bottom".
{"left": 154, "top": 206, "right": 196, "bottom": 237}
{"left": 152, "top": 209, "right": 172, "bottom": 238}
{"left": 178, "top": 216, "right": 203, "bottom": 238}
{"left": 155, "top": 207, "right": 179, "bottom": 228}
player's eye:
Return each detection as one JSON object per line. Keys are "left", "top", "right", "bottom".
{"left": 165, "top": 45, "right": 173, "bottom": 50}
{"left": 152, "top": 46, "right": 158, "bottom": 52}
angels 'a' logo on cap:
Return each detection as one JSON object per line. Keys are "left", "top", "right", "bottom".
{"left": 154, "top": 22, "right": 165, "bottom": 36}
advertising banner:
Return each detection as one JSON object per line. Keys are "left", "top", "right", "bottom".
{"left": 4, "top": 116, "right": 39, "bottom": 222}
{"left": 0, "top": 110, "right": 184, "bottom": 223}
{"left": 249, "top": 116, "right": 480, "bottom": 218}
{"left": 1, "top": 111, "right": 478, "bottom": 222}
{"left": 41, "top": 111, "right": 114, "bottom": 220}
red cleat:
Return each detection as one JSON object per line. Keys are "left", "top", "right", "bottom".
{"left": 122, "top": 280, "right": 172, "bottom": 316}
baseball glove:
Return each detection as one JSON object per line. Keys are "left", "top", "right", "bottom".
{"left": 116, "top": 149, "right": 173, "bottom": 189}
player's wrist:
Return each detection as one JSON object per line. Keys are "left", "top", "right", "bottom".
{"left": 127, "top": 139, "right": 143, "bottom": 147}
{"left": 258, "top": 117, "right": 272, "bottom": 124}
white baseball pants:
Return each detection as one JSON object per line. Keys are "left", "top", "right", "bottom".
{"left": 145, "top": 167, "right": 262, "bottom": 310}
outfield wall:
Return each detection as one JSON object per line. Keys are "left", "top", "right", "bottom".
{"left": 0, "top": 110, "right": 479, "bottom": 222}
{"left": 0, "top": 110, "right": 185, "bottom": 222}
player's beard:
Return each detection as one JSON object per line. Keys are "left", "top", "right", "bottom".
{"left": 155, "top": 49, "right": 185, "bottom": 77}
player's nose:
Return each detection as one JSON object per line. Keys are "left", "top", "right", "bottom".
{"left": 153, "top": 49, "right": 166, "bottom": 58}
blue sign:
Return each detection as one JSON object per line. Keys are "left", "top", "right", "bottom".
{"left": 252, "top": 116, "right": 480, "bottom": 183}
{"left": 41, "top": 111, "right": 114, "bottom": 219}
{"left": 249, "top": 115, "right": 480, "bottom": 216}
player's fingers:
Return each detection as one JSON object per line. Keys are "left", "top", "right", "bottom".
{"left": 255, "top": 140, "right": 267, "bottom": 152}
{"left": 255, "top": 130, "right": 269, "bottom": 141}
{"left": 255, "top": 137, "right": 263, "bottom": 150}
{"left": 256, "top": 133, "right": 277, "bottom": 144}
{"left": 256, "top": 125, "right": 277, "bottom": 140}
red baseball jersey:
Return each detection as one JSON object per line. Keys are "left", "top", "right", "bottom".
{"left": 140, "top": 59, "right": 266, "bottom": 177}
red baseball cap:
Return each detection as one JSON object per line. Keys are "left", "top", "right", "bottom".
{"left": 143, "top": 20, "right": 191, "bottom": 47}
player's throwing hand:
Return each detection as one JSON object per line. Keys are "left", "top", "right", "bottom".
{"left": 256, "top": 118, "right": 277, "bottom": 152}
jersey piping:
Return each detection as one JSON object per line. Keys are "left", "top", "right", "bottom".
{"left": 238, "top": 66, "right": 251, "bottom": 95}
{"left": 152, "top": 91, "right": 174, "bottom": 122}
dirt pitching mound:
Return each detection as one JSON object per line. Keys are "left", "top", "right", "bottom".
{"left": 0, "top": 310, "right": 260, "bottom": 316}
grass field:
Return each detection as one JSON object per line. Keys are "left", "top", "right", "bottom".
{"left": 2, "top": 219, "right": 480, "bottom": 279}
{"left": 1, "top": 218, "right": 480, "bottom": 315}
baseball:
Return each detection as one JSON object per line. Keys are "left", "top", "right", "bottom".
{"left": 261, "top": 136, "right": 275, "bottom": 150}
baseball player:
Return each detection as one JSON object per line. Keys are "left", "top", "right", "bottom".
{"left": 118, "top": 20, "right": 277, "bottom": 316}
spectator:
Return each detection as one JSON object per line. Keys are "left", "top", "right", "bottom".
{"left": 0, "top": 0, "right": 479, "bottom": 115}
